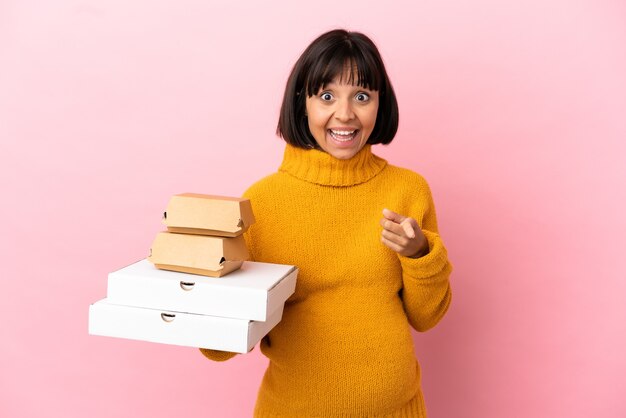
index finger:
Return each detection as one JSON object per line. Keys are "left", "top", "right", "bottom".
{"left": 382, "top": 208, "right": 406, "bottom": 223}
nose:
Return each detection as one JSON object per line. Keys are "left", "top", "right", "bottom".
{"left": 334, "top": 98, "right": 355, "bottom": 122}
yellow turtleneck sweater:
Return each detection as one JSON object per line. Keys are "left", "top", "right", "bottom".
{"left": 200, "top": 144, "right": 452, "bottom": 417}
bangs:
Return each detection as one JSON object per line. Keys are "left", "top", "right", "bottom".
{"left": 304, "top": 44, "right": 382, "bottom": 96}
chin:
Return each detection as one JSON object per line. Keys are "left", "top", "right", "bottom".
{"left": 323, "top": 142, "right": 367, "bottom": 160}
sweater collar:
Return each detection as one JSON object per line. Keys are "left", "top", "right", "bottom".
{"left": 278, "top": 144, "right": 387, "bottom": 186}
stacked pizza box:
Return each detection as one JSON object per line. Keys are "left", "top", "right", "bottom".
{"left": 89, "top": 194, "right": 298, "bottom": 353}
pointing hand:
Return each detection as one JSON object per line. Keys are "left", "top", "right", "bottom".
{"left": 380, "top": 208, "right": 429, "bottom": 258}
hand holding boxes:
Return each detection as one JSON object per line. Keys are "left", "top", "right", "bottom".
{"left": 88, "top": 194, "right": 298, "bottom": 353}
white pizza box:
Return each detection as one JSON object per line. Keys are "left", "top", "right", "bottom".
{"left": 106, "top": 259, "right": 297, "bottom": 321}
{"left": 88, "top": 298, "right": 283, "bottom": 353}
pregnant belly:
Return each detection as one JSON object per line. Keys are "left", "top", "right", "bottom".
{"left": 257, "top": 293, "right": 420, "bottom": 415}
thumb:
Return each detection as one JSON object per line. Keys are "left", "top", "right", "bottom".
{"left": 400, "top": 218, "right": 416, "bottom": 239}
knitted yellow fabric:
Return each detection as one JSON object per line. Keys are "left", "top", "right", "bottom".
{"left": 201, "top": 144, "right": 452, "bottom": 417}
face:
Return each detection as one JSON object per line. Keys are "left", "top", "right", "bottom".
{"left": 305, "top": 73, "right": 379, "bottom": 160}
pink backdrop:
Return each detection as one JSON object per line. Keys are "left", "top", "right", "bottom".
{"left": 1, "top": 1, "right": 625, "bottom": 417}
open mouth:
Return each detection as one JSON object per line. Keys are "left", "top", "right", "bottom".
{"left": 328, "top": 129, "right": 359, "bottom": 142}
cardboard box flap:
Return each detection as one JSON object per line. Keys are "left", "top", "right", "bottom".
{"left": 106, "top": 259, "right": 298, "bottom": 321}
{"left": 163, "top": 193, "right": 256, "bottom": 236}
{"left": 148, "top": 232, "right": 249, "bottom": 276}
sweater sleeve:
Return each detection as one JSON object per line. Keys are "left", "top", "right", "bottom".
{"left": 398, "top": 178, "right": 453, "bottom": 332}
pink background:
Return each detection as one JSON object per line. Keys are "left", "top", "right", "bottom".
{"left": 1, "top": 1, "right": 625, "bottom": 417}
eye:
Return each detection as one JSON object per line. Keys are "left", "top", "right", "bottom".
{"left": 355, "top": 92, "right": 370, "bottom": 102}
{"left": 320, "top": 92, "right": 333, "bottom": 101}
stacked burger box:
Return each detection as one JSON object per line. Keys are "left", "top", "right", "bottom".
{"left": 89, "top": 193, "right": 298, "bottom": 353}
{"left": 150, "top": 193, "right": 254, "bottom": 277}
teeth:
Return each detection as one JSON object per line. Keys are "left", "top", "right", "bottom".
{"left": 329, "top": 129, "right": 357, "bottom": 142}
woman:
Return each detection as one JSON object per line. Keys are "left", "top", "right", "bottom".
{"left": 201, "top": 29, "right": 453, "bottom": 418}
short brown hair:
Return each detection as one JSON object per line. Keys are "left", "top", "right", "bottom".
{"left": 277, "top": 29, "right": 399, "bottom": 149}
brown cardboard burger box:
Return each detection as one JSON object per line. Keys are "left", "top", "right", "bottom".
{"left": 148, "top": 231, "right": 249, "bottom": 278}
{"left": 163, "top": 193, "right": 255, "bottom": 237}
